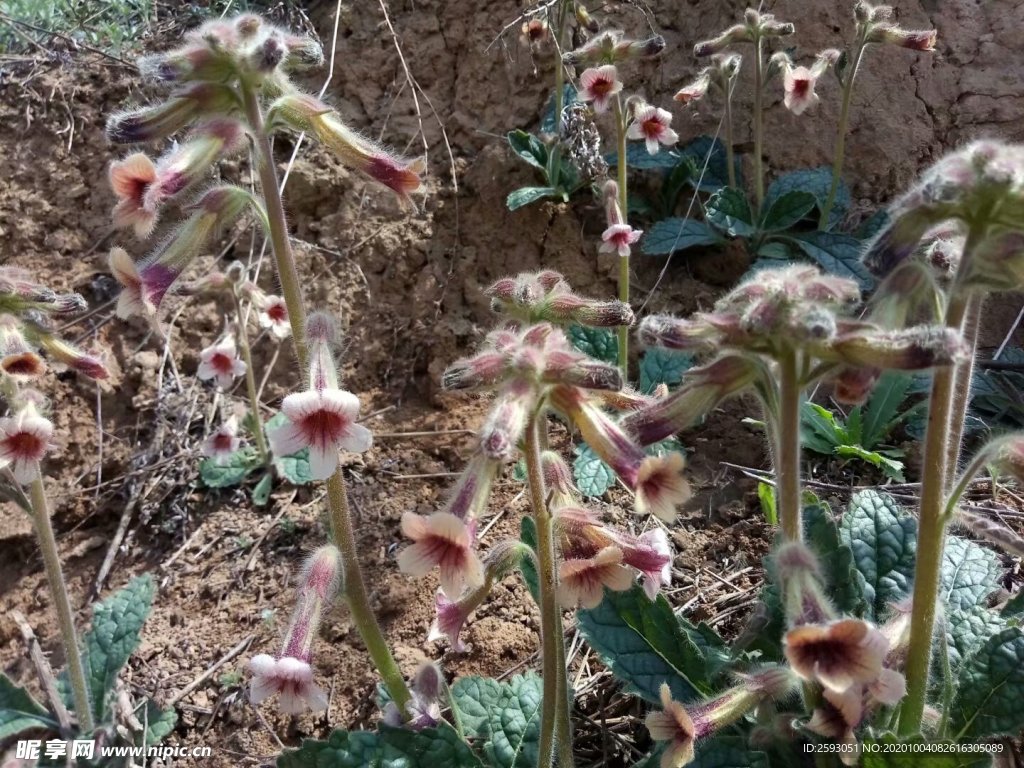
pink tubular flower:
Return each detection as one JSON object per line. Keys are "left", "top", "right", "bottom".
{"left": 268, "top": 389, "right": 372, "bottom": 479}
{"left": 634, "top": 453, "right": 691, "bottom": 522}
{"left": 601, "top": 224, "right": 644, "bottom": 258}
{"left": 203, "top": 415, "right": 241, "bottom": 464}
{"left": 197, "top": 335, "right": 247, "bottom": 390}
{"left": 784, "top": 618, "right": 889, "bottom": 693}
{"left": 646, "top": 683, "right": 697, "bottom": 768}
{"left": 257, "top": 295, "right": 291, "bottom": 339}
{"left": 674, "top": 71, "right": 711, "bottom": 105}
{"left": 249, "top": 654, "right": 328, "bottom": 715}
{"left": 109, "top": 153, "right": 158, "bottom": 239}
{"left": 579, "top": 65, "right": 623, "bottom": 113}
{"left": 782, "top": 51, "right": 836, "bottom": 116}
{"left": 626, "top": 104, "right": 678, "bottom": 155}
{"left": 0, "top": 403, "right": 53, "bottom": 484}
{"left": 108, "top": 247, "right": 147, "bottom": 319}
{"left": 634, "top": 528, "right": 673, "bottom": 599}
{"left": 398, "top": 511, "right": 485, "bottom": 598}
{"left": 558, "top": 545, "right": 634, "bottom": 609}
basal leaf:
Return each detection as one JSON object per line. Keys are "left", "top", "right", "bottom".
{"left": 576, "top": 586, "right": 714, "bottom": 704}
{"left": 541, "top": 85, "right": 576, "bottom": 135}
{"left": 506, "top": 186, "right": 560, "bottom": 211}
{"left": 607, "top": 143, "right": 683, "bottom": 170}
{"left": 0, "top": 673, "right": 57, "bottom": 741}
{"left": 705, "top": 187, "right": 756, "bottom": 238}
{"left": 450, "top": 676, "right": 503, "bottom": 740}
{"left": 840, "top": 490, "right": 916, "bottom": 620}
{"left": 251, "top": 472, "right": 273, "bottom": 506}
{"left": 142, "top": 700, "right": 178, "bottom": 746}
{"left": 84, "top": 575, "right": 155, "bottom": 722}
{"left": 506, "top": 130, "right": 547, "bottom": 171}
{"left": 572, "top": 443, "right": 615, "bottom": 497}
{"left": 941, "top": 536, "right": 1002, "bottom": 611}
{"left": 450, "top": 675, "right": 542, "bottom": 768}
{"left": 945, "top": 604, "right": 1006, "bottom": 671}
{"left": 861, "top": 371, "right": 914, "bottom": 449}
{"left": 639, "top": 348, "right": 694, "bottom": 394}
{"left": 678, "top": 136, "right": 741, "bottom": 191}
{"left": 567, "top": 324, "right": 617, "bottom": 364}
{"left": 759, "top": 190, "right": 817, "bottom": 232}
{"left": 635, "top": 737, "right": 769, "bottom": 768}
{"left": 641, "top": 218, "right": 722, "bottom": 256}
{"left": 765, "top": 167, "right": 849, "bottom": 229}
{"left": 199, "top": 448, "right": 262, "bottom": 488}
{"left": 277, "top": 725, "right": 483, "bottom": 768}
{"left": 952, "top": 627, "right": 1024, "bottom": 739}
{"left": 787, "top": 231, "right": 875, "bottom": 291}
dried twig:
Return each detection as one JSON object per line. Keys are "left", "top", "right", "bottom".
{"left": 10, "top": 610, "right": 72, "bottom": 732}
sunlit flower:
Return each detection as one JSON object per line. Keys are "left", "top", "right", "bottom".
{"left": 0, "top": 403, "right": 53, "bottom": 484}
{"left": 784, "top": 619, "right": 889, "bottom": 693}
{"left": 634, "top": 528, "right": 673, "bottom": 599}
{"left": 627, "top": 104, "right": 678, "bottom": 155}
{"left": 558, "top": 546, "right": 634, "bottom": 609}
{"left": 634, "top": 453, "right": 691, "bottom": 522}
{"left": 109, "top": 153, "right": 158, "bottom": 239}
{"left": 579, "top": 65, "right": 623, "bottom": 113}
{"left": 398, "top": 511, "right": 485, "bottom": 598}
{"left": 197, "top": 335, "right": 247, "bottom": 390}
{"left": 258, "top": 295, "right": 291, "bottom": 339}
{"left": 267, "top": 388, "right": 372, "bottom": 479}
{"left": 646, "top": 683, "right": 696, "bottom": 768}
{"left": 203, "top": 415, "right": 241, "bottom": 464}
{"left": 600, "top": 224, "right": 643, "bottom": 258}
{"left": 248, "top": 654, "right": 328, "bottom": 715}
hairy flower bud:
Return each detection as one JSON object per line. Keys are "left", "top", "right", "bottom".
{"left": 26, "top": 327, "right": 109, "bottom": 380}
{"left": 866, "top": 24, "right": 937, "bottom": 51}
{"left": 694, "top": 23, "right": 751, "bottom": 56}
{"left": 829, "top": 325, "right": 965, "bottom": 371}
{"left": 138, "top": 43, "right": 237, "bottom": 84}
{"left": 106, "top": 82, "right": 240, "bottom": 144}
{"left": 479, "top": 380, "right": 533, "bottom": 461}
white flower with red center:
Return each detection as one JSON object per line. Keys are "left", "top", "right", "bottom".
{"left": 248, "top": 654, "right": 328, "bottom": 715}
{"left": 203, "top": 415, "right": 241, "bottom": 464}
{"left": 197, "top": 335, "right": 247, "bottom": 390}
{"left": 600, "top": 224, "right": 643, "bottom": 258}
{"left": 557, "top": 546, "right": 634, "bottom": 609}
{"left": 0, "top": 403, "right": 54, "bottom": 484}
{"left": 634, "top": 453, "right": 691, "bottom": 522}
{"left": 109, "top": 153, "right": 158, "bottom": 239}
{"left": 258, "top": 295, "right": 291, "bottom": 340}
{"left": 627, "top": 105, "right": 679, "bottom": 155}
{"left": 267, "top": 388, "right": 372, "bottom": 480}
{"left": 783, "top": 66, "right": 821, "bottom": 115}
{"left": 398, "top": 511, "right": 485, "bottom": 598}
{"left": 579, "top": 65, "right": 623, "bottom": 113}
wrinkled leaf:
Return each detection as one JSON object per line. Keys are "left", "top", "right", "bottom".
{"left": 142, "top": 700, "right": 178, "bottom": 746}
{"left": 805, "top": 504, "right": 866, "bottom": 615}
{"left": 786, "top": 231, "right": 875, "bottom": 291}
{"left": 541, "top": 85, "right": 576, "bottom": 135}
{"left": 639, "top": 348, "right": 694, "bottom": 394}
{"left": 765, "top": 167, "right": 849, "bottom": 229}
{"left": 199, "top": 448, "right": 262, "bottom": 489}
{"left": 0, "top": 673, "right": 56, "bottom": 741}
{"left": 952, "top": 627, "right": 1024, "bottom": 739}
{"left": 759, "top": 190, "right": 817, "bottom": 232}
{"left": 840, "top": 491, "right": 916, "bottom": 620}
{"left": 576, "top": 586, "right": 715, "bottom": 704}
{"left": 572, "top": 443, "right": 615, "bottom": 497}
{"left": 506, "top": 130, "right": 547, "bottom": 171}
{"left": 941, "top": 535, "right": 1002, "bottom": 611}
{"left": 277, "top": 724, "right": 484, "bottom": 768}
{"left": 945, "top": 604, "right": 1005, "bottom": 671}
{"left": 506, "top": 186, "right": 560, "bottom": 211}
{"left": 450, "top": 674, "right": 542, "bottom": 768}
{"left": 705, "top": 187, "right": 756, "bottom": 238}
{"left": 567, "top": 324, "right": 617, "bottom": 364}
{"left": 641, "top": 218, "right": 722, "bottom": 256}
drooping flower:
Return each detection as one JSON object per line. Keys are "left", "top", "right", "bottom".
{"left": 626, "top": 104, "right": 678, "bottom": 155}
{"left": 249, "top": 655, "right": 328, "bottom": 715}
{"left": 784, "top": 618, "right": 889, "bottom": 693}
{"left": 520, "top": 18, "right": 549, "bottom": 50}
{"left": 578, "top": 65, "right": 623, "bottom": 113}
{"left": 645, "top": 683, "right": 697, "bottom": 768}
{"left": 203, "top": 415, "right": 241, "bottom": 464}
{"left": 267, "top": 388, "right": 372, "bottom": 479}
{"left": 257, "top": 294, "right": 291, "bottom": 339}
{"left": 108, "top": 248, "right": 145, "bottom": 319}
{"left": 601, "top": 224, "right": 644, "bottom": 257}
{"left": 781, "top": 51, "right": 838, "bottom": 115}
{"left": 0, "top": 316, "right": 45, "bottom": 382}
{"left": 674, "top": 71, "right": 711, "bottom": 105}
{"left": 382, "top": 662, "right": 444, "bottom": 730}
{"left": 427, "top": 589, "right": 476, "bottom": 652}
{"left": 0, "top": 402, "right": 53, "bottom": 484}
{"left": 635, "top": 528, "right": 673, "bottom": 599}
{"left": 398, "top": 511, "right": 485, "bottom": 598}
{"left": 558, "top": 546, "right": 634, "bottom": 609}
{"left": 197, "top": 334, "right": 247, "bottom": 390}
{"left": 109, "top": 153, "right": 158, "bottom": 239}
{"left": 634, "top": 453, "right": 691, "bottom": 522}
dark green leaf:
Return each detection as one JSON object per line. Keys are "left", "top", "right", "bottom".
{"left": 519, "top": 517, "right": 540, "bottom": 605}
{"left": 572, "top": 443, "right": 615, "bottom": 497}
{"left": 450, "top": 674, "right": 542, "bottom": 768}
{"left": 277, "top": 724, "right": 483, "bottom": 768}
{"left": 84, "top": 575, "right": 155, "bottom": 722}
{"left": 805, "top": 504, "right": 866, "bottom": 616}
{"left": 576, "top": 586, "right": 714, "bottom": 704}
{"left": 506, "top": 130, "right": 547, "bottom": 171}
{"left": 141, "top": 700, "right": 177, "bottom": 746}
{"left": 765, "top": 167, "right": 849, "bottom": 229}
{"left": 639, "top": 348, "right": 694, "bottom": 394}
{"left": 678, "top": 136, "right": 741, "bottom": 191}
{"left": 756, "top": 241, "right": 797, "bottom": 260}
{"left": 856, "top": 209, "right": 890, "bottom": 240}
{"left": 506, "top": 186, "right": 560, "bottom": 211}
{"left": 862, "top": 371, "right": 914, "bottom": 449}
{"left": 1002, "top": 589, "right": 1024, "bottom": 618}
{"left": 251, "top": 472, "right": 273, "bottom": 506}
{"left": 800, "top": 402, "right": 844, "bottom": 455}
{"left": 199, "top": 449, "right": 262, "bottom": 488}
{"left": 567, "top": 325, "right": 617, "bottom": 364}
{"left": 759, "top": 190, "right": 817, "bottom": 232}
{"left": 840, "top": 490, "right": 916, "bottom": 620}
{"left": 946, "top": 604, "right": 1005, "bottom": 670}
{"left": 641, "top": 218, "right": 722, "bottom": 256}
{"left": 941, "top": 535, "right": 1002, "bottom": 611}
{"left": 607, "top": 143, "right": 684, "bottom": 170}
{"left": 952, "top": 627, "right": 1024, "bottom": 739}
{"left": 450, "top": 676, "right": 502, "bottom": 739}
{"left": 705, "top": 187, "right": 756, "bottom": 238}
{"left": 541, "top": 85, "right": 577, "bottom": 135}
{"left": 0, "top": 673, "right": 56, "bottom": 740}
{"left": 787, "top": 231, "right": 875, "bottom": 291}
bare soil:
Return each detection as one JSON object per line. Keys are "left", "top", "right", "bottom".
{"left": 0, "top": 1, "right": 1022, "bottom": 766}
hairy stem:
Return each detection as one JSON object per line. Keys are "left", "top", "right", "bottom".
{"left": 231, "top": 290, "right": 269, "bottom": 462}
{"left": 752, "top": 35, "right": 765, "bottom": 214}
{"left": 241, "top": 85, "right": 411, "bottom": 713}
{"left": 612, "top": 95, "right": 630, "bottom": 377}
{"left": 552, "top": 0, "right": 569, "bottom": 132}
{"left": 525, "top": 415, "right": 569, "bottom": 768}
{"left": 29, "top": 472, "right": 94, "bottom": 732}
{"left": 898, "top": 293, "right": 971, "bottom": 735}
{"left": 724, "top": 90, "right": 737, "bottom": 190}
{"left": 819, "top": 39, "right": 866, "bottom": 229}
{"left": 778, "top": 350, "right": 804, "bottom": 541}
{"left": 945, "top": 295, "right": 984, "bottom": 484}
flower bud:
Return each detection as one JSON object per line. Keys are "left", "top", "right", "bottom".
{"left": 144, "top": 119, "right": 246, "bottom": 211}
{"left": 26, "top": 328, "right": 109, "bottom": 380}
{"left": 774, "top": 541, "right": 835, "bottom": 626}
{"left": 829, "top": 325, "right": 965, "bottom": 371}
{"left": 562, "top": 30, "right": 662, "bottom": 65}
{"left": 106, "top": 82, "right": 240, "bottom": 144}
{"left": 867, "top": 24, "right": 937, "bottom": 51}
{"left": 542, "top": 450, "right": 578, "bottom": 510}
{"left": 693, "top": 23, "right": 751, "bottom": 56}
{"left": 479, "top": 381, "right": 533, "bottom": 461}
{"left": 443, "top": 351, "right": 507, "bottom": 390}
{"left": 674, "top": 70, "right": 711, "bottom": 104}
{"left": 441, "top": 451, "right": 501, "bottom": 523}
{"left": 138, "top": 43, "right": 237, "bottom": 84}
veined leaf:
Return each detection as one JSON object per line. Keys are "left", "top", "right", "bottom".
{"left": 641, "top": 218, "right": 722, "bottom": 256}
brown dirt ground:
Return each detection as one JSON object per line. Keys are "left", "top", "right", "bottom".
{"left": 0, "top": 0, "right": 1022, "bottom": 766}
